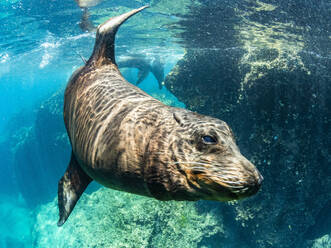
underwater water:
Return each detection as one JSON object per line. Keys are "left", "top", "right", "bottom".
{"left": 0, "top": 0, "right": 330, "bottom": 247}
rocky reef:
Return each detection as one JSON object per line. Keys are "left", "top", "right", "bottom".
{"left": 165, "top": 1, "right": 330, "bottom": 247}
{"left": 312, "top": 234, "right": 331, "bottom": 248}
{"left": 33, "top": 188, "right": 224, "bottom": 248}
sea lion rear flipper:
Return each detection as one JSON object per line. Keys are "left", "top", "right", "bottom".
{"left": 57, "top": 152, "right": 92, "bottom": 226}
{"left": 136, "top": 69, "right": 149, "bottom": 85}
{"left": 151, "top": 58, "right": 164, "bottom": 89}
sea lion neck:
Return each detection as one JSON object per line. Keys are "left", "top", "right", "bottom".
{"left": 87, "top": 31, "right": 115, "bottom": 67}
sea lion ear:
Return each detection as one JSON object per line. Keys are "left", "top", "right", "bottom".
{"left": 173, "top": 111, "right": 185, "bottom": 126}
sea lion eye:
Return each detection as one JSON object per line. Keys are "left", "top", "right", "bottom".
{"left": 202, "top": 135, "right": 217, "bottom": 144}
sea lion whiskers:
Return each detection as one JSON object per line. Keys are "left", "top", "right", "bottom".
{"left": 171, "top": 161, "right": 254, "bottom": 194}
{"left": 172, "top": 161, "right": 242, "bottom": 177}
{"left": 152, "top": 142, "right": 261, "bottom": 198}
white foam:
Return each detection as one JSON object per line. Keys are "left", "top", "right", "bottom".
{"left": 38, "top": 37, "right": 61, "bottom": 69}
{"left": 0, "top": 53, "right": 9, "bottom": 63}
{"left": 0, "top": 53, "right": 10, "bottom": 77}
{"left": 39, "top": 53, "right": 52, "bottom": 68}
{"left": 40, "top": 41, "right": 60, "bottom": 49}
{"left": 66, "top": 32, "right": 94, "bottom": 41}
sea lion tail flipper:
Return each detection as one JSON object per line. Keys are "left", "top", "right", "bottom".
{"left": 136, "top": 69, "right": 149, "bottom": 85}
{"left": 89, "top": 6, "right": 149, "bottom": 65}
{"left": 57, "top": 152, "right": 92, "bottom": 226}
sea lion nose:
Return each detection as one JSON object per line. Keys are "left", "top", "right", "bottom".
{"left": 247, "top": 181, "right": 261, "bottom": 196}
{"left": 240, "top": 158, "right": 263, "bottom": 196}
{"left": 246, "top": 170, "right": 263, "bottom": 196}
{"left": 242, "top": 158, "right": 263, "bottom": 182}
{"left": 257, "top": 172, "right": 264, "bottom": 184}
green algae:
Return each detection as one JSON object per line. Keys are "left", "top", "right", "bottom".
{"left": 312, "top": 234, "right": 331, "bottom": 248}
{"left": 33, "top": 188, "right": 224, "bottom": 247}
{"left": 235, "top": 1, "right": 310, "bottom": 91}
{"left": 163, "top": 2, "right": 331, "bottom": 247}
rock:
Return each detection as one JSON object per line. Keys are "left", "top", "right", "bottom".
{"left": 164, "top": 1, "right": 331, "bottom": 247}
{"left": 311, "top": 234, "right": 331, "bottom": 248}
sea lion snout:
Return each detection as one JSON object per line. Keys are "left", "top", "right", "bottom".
{"left": 186, "top": 154, "right": 263, "bottom": 201}
{"left": 229, "top": 156, "right": 263, "bottom": 197}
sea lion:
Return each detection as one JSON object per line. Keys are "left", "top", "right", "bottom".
{"left": 58, "top": 6, "right": 263, "bottom": 226}
{"left": 117, "top": 55, "right": 164, "bottom": 89}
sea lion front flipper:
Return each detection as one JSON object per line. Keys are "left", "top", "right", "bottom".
{"left": 136, "top": 69, "right": 149, "bottom": 85}
{"left": 57, "top": 152, "right": 92, "bottom": 226}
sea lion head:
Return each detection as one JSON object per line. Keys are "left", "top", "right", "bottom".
{"left": 156, "top": 109, "right": 263, "bottom": 202}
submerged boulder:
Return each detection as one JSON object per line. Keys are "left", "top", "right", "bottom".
{"left": 312, "top": 234, "right": 331, "bottom": 248}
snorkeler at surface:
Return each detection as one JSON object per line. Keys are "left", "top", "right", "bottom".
{"left": 75, "top": 0, "right": 103, "bottom": 32}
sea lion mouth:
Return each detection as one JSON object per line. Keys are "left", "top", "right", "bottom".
{"left": 172, "top": 161, "right": 262, "bottom": 201}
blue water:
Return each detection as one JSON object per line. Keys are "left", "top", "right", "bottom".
{"left": 0, "top": 0, "right": 330, "bottom": 247}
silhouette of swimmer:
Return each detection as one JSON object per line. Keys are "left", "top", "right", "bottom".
{"left": 117, "top": 55, "right": 165, "bottom": 89}
{"left": 75, "top": 0, "right": 102, "bottom": 32}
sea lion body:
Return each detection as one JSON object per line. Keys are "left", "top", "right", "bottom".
{"left": 65, "top": 64, "right": 163, "bottom": 197}
{"left": 58, "top": 7, "right": 262, "bottom": 226}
